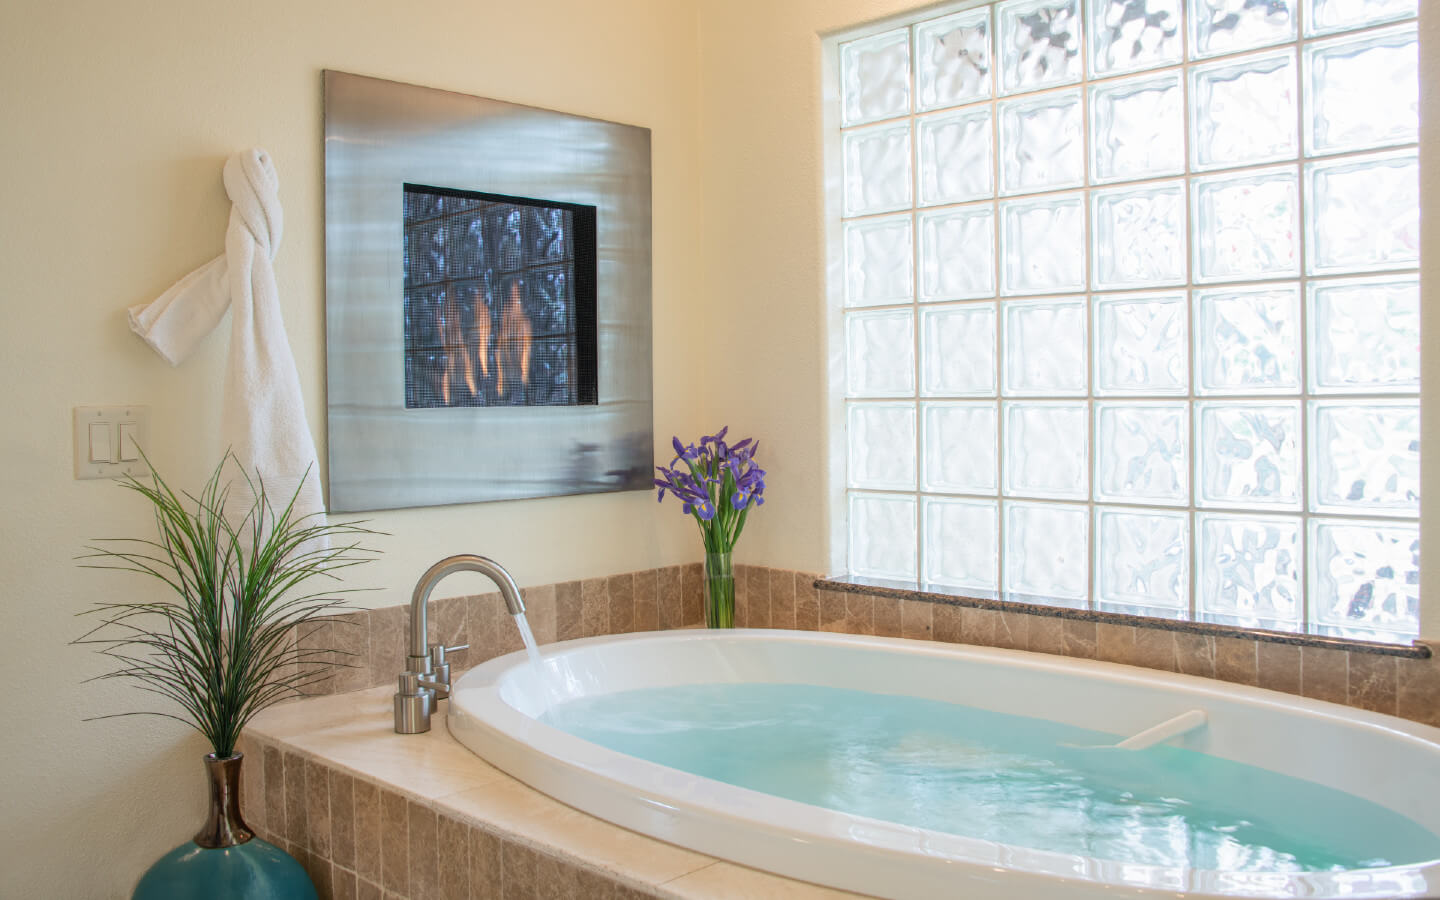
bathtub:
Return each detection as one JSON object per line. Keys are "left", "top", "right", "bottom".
{"left": 447, "top": 629, "right": 1440, "bottom": 899}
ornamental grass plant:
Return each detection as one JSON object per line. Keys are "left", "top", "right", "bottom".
{"left": 75, "top": 454, "right": 379, "bottom": 757}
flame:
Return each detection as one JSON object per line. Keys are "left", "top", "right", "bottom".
{"left": 471, "top": 284, "right": 491, "bottom": 384}
{"left": 437, "top": 290, "right": 478, "bottom": 405}
{"left": 497, "top": 282, "right": 532, "bottom": 398}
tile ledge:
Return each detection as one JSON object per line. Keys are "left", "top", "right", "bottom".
{"left": 246, "top": 686, "right": 848, "bottom": 899}
{"left": 814, "top": 576, "right": 1432, "bottom": 660}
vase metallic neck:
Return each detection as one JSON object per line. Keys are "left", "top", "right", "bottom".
{"left": 195, "top": 752, "right": 254, "bottom": 849}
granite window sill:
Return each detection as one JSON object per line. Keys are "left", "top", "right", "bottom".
{"left": 814, "top": 575, "right": 1431, "bottom": 660}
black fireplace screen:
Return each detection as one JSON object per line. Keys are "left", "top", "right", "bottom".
{"left": 402, "top": 184, "right": 598, "bottom": 408}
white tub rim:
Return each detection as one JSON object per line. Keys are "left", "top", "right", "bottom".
{"left": 448, "top": 628, "right": 1440, "bottom": 900}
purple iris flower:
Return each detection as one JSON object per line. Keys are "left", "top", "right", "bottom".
{"left": 655, "top": 429, "right": 766, "bottom": 550}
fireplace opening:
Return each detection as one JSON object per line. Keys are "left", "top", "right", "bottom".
{"left": 402, "top": 183, "right": 598, "bottom": 408}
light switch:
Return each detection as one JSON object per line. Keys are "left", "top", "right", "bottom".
{"left": 88, "top": 422, "right": 113, "bottom": 463}
{"left": 74, "top": 405, "right": 151, "bottom": 479}
{"left": 118, "top": 422, "right": 140, "bottom": 462}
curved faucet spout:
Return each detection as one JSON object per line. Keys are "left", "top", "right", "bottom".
{"left": 409, "top": 554, "right": 526, "bottom": 663}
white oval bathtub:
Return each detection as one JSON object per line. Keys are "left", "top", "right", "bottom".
{"left": 447, "top": 629, "right": 1440, "bottom": 899}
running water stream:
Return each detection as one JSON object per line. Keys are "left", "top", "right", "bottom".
{"left": 513, "top": 611, "right": 542, "bottom": 668}
{"left": 511, "top": 610, "right": 572, "bottom": 718}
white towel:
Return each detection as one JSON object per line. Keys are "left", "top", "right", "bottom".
{"left": 128, "top": 149, "right": 327, "bottom": 536}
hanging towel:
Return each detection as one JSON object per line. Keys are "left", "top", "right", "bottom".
{"left": 128, "top": 149, "right": 326, "bottom": 534}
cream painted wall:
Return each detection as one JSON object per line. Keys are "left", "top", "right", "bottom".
{"left": 0, "top": 0, "right": 702, "bottom": 895}
{"left": 696, "top": 0, "right": 1440, "bottom": 641}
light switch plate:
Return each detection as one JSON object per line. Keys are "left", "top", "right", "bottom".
{"left": 74, "top": 405, "right": 151, "bottom": 480}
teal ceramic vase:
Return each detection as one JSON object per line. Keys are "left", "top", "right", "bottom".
{"left": 133, "top": 752, "right": 316, "bottom": 900}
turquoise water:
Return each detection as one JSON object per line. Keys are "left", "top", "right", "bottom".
{"left": 540, "top": 683, "right": 1440, "bottom": 873}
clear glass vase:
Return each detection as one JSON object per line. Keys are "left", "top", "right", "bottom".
{"left": 703, "top": 551, "right": 736, "bottom": 628}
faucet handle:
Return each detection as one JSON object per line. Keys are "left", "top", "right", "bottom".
{"left": 430, "top": 643, "right": 469, "bottom": 667}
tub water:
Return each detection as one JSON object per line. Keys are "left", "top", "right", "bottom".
{"left": 448, "top": 630, "right": 1440, "bottom": 899}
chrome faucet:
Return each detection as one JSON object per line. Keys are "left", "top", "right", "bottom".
{"left": 394, "top": 554, "right": 527, "bottom": 734}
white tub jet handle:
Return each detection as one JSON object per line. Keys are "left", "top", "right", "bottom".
{"left": 1067, "top": 709, "right": 1208, "bottom": 751}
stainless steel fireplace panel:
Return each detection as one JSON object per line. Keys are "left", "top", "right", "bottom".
{"left": 324, "top": 71, "right": 653, "bottom": 512}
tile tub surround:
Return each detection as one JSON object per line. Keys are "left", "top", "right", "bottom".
{"left": 296, "top": 561, "right": 1440, "bottom": 728}
{"left": 248, "top": 561, "right": 1440, "bottom": 899}
{"left": 801, "top": 573, "right": 1440, "bottom": 727}
{"left": 237, "top": 685, "right": 868, "bottom": 900}
{"left": 295, "top": 564, "right": 706, "bottom": 698}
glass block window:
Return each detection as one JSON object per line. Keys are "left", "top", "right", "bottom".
{"left": 402, "top": 184, "right": 598, "bottom": 409}
{"left": 830, "top": 0, "right": 1419, "bottom": 643}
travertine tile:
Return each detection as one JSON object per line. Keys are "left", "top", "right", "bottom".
{"left": 432, "top": 595, "right": 467, "bottom": 660}
{"left": 900, "top": 599, "right": 932, "bottom": 640}
{"left": 872, "top": 597, "right": 902, "bottom": 638}
{"left": 522, "top": 584, "right": 558, "bottom": 645}
{"left": 1398, "top": 649, "right": 1440, "bottom": 727}
{"left": 1096, "top": 624, "right": 1134, "bottom": 665}
{"left": 329, "top": 612, "right": 373, "bottom": 694}
{"left": 301, "top": 572, "right": 1376, "bottom": 710}
{"left": 438, "top": 813, "right": 470, "bottom": 900}
{"left": 408, "top": 800, "right": 439, "bottom": 900}
{"left": 817, "top": 590, "right": 847, "bottom": 633}
{"left": 769, "top": 568, "right": 797, "bottom": 630}
{"left": 664, "top": 860, "right": 870, "bottom": 898}
{"left": 284, "top": 751, "right": 308, "bottom": 846}
{"left": 305, "top": 855, "right": 333, "bottom": 900}
{"left": 555, "top": 581, "right": 583, "bottom": 642}
{"left": 272, "top": 625, "right": 301, "bottom": 695}
{"left": 356, "top": 878, "right": 382, "bottom": 900}
{"left": 632, "top": 571, "right": 658, "bottom": 633}
{"left": 658, "top": 566, "right": 683, "bottom": 630}
{"left": 844, "top": 594, "right": 874, "bottom": 635}
{"left": 1257, "top": 642, "right": 1301, "bottom": 696}
{"left": 994, "top": 611, "right": 1028, "bottom": 651}
{"left": 574, "top": 865, "right": 657, "bottom": 899}
{"left": 469, "top": 826, "right": 503, "bottom": 900}
{"left": 794, "top": 574, "right": 820, "bottom": 631}
{"left": 961, "top": 607, "right": 999, "bottom": 647}
{"left": 932, "top": 604, "right": 963, "bottom": 644}
{"left": 501, "top": 839, "right": 539, "bottom": 900}
{"left": 1026, "top": 615, "right": 1064, "bottom": 656}
{"left": 443, "top": 775, "right": 712, "bottom": 886}
{"left": 296, "top": 619, "right": 337, "bottom": 696}
{"left": 1300, "top": 646, "right": 1348, "bottom": 705}
{"left": 380, "top": 790, "right": 409, "bottom": 895}
{"left": 1131, "top": 627, "right": 1177, "bottom": 672}
{"left": 367, "top": 605, "right": 408, "bottom": 690}
{"left": 1173, "top": 633, "right": 1216, "bottom": 679}
{"left": 352, "top": 779, "right": 382, "bottom": 885}
{"left": 474, "top": 593, "right": 524, "bottom": 663}
{"left": 608, "top": 573, "right": 635, "bottom": 635}
{"left": 275, "top": 712, "right": 504, "bottom": 804}
{"left": 747, "top": 567, "right": 771, "bottom": 628}
{"left": 682, "top": 563, "right": 704, "bottom": 626}
{"left": 1348, "top": 653, "right": 1398, "bottom": 716}
{"left": 733, "top": 564, "right": 750, "bottom": 628}
{"left": 238, "top": 737, "right": 266, "bottom": 834}
{"left": 532, "top": 847, "right": 582, "bottom": 897}
{"left": 581, "top": 578, "right": 610, "bottom": 638}
{"left": 304, "top": 757, "right": 332, "bottom": 859}
{"left": 1213, "top": 636, "right": 1258, "bottom": 686}
{"left": 332, "top": 866, "right": 357, "bottom": 900}
{"left": 1061, "top": 620, "right": 1097, "bottom": 658}
{"left": 329, "top": 770, "right": 355, "bottom": 871}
